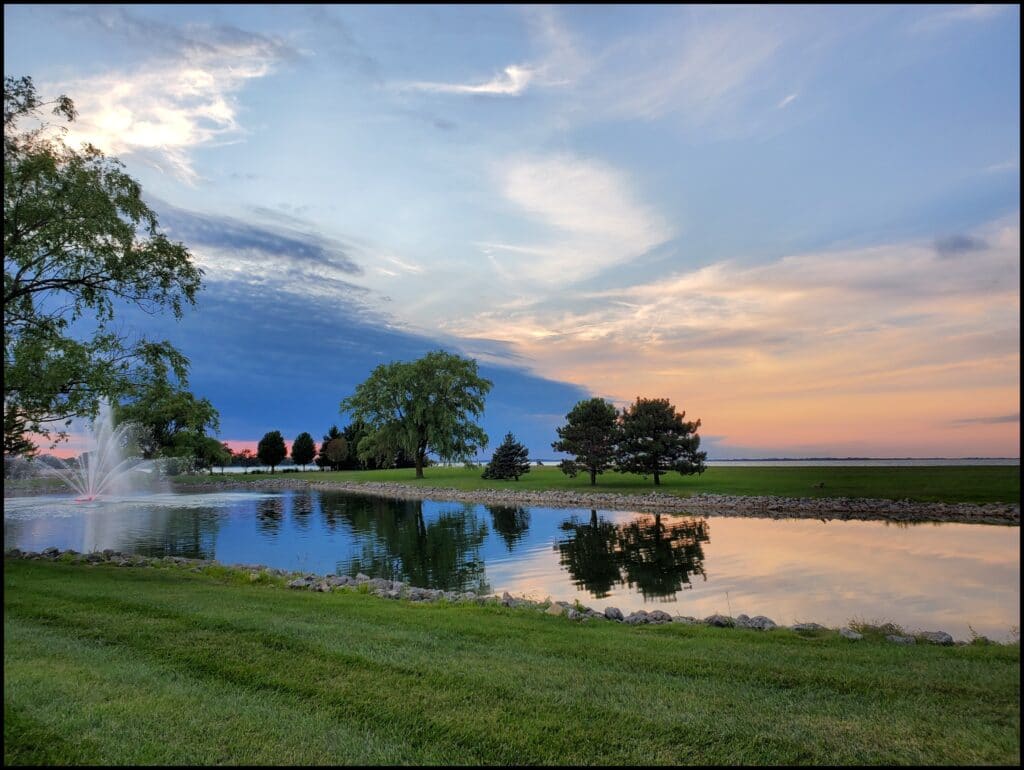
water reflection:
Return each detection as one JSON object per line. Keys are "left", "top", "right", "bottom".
{"left": 3, "top": 489, "right": 1019, "bottom": 640}
{"left": 556, "top": 511, "right": 709, "bottom": 600}
{"left": 335, "top": 497, "right": 491, "bottom": 593}
{"left": 488, "top": 505, "right": 531, "bottom": 551}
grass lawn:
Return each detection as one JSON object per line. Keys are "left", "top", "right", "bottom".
{"left": 178, "top": 465, "right": 1021, "bottom": 504}
{"left": 4, "top": 559, "right": 1019, "bottom": 765}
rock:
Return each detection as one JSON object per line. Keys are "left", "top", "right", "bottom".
{"left": 42, "top": 546, "right": 60, "bottom": 556}
{"left": 501, "top": 591, "right": 514, "bottom": 606}
{"left": 566, "top": 608, "right": 583, "bottom": 621}
{"left": 736, "top": 615, "right": 777, "bottom": 631}
{"left": 313, "top": 581, "right": 330, "bottom": 592}
{"left": 624, "top": 611, "right": 650, "bottom": 625}
{"left": 704, "top": 614, "right": 734, "bottom": 627}
{"left": 604, "top": 607, "right": 624, "bottom": 621}
{"left": 673, "top": 616, "right": 698, "bottom": 624}
{"left": 354, "top": 573, "right": 370, "bottom": 583}
{"left": 287, "top": 578, "right": 311, "bottom": 589}
{"left": 886, "top": 634, "right": 916, "bottom": 645}
{"left": 790, "top": 622, "right": 827, "bottom": 632}
{"left": 918, "top": 631, "right": 954, "bottom": 646}
{"left": 545, "top": 603, "right": 565, "bottom": 616}
{"left": 839, "top": 627, "right": 863, "bottom": 641}
{"left": 648, "top": 610, "right": 673, "bottom": 624}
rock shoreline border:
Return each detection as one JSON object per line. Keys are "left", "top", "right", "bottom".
{"left": 6, "top": 547, "right": 999, "bottom": 647}
{"left": 170, "top": 477, "right": 1021, "bottom": 525}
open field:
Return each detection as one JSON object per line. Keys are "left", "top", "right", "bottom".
{"left": 4, "top": 559, "right": 1019, "bottom": 765}
{"left": 171, "top": 465, "right": 1022, "bottom": 504}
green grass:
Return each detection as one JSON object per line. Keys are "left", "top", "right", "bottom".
{"left": 4, "top": 559, "right": 1019, "bottom": 765}
{"left": 178, "top": 465, "right": 1021, "bottom": 504}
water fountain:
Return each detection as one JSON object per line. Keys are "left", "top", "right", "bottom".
{"left": 46, "top": 400, "right": 148, "bottom": 501}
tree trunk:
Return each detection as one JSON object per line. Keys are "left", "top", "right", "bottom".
{"left": 653, "top": 471, "right": 660, "bottom": 485}
{"left": 590, "top": 468, "right": 597, "bottom": 486}
{"left": 415, "top": 450, "right": 424, "bottom": 479}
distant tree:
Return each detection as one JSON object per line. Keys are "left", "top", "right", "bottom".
{"left": 316, "top": 425, "right": 343, "bottom": 470}
{"left": 291, "top": 432, "right": 316, "bottom": 470}
{"left": 323, "top": 436, "right": 348, "bottom": 469}
{"left": 257, "top": 430, "right": 287, "bottom": 473}
{"left": 616, "top": 397, "right": 706, "bottom": 485}
{"left": 340, "top": 350, "right": 492, "bottom": 478}
{"left": 233, "top": 448, "right": 258, "bottom": 472}
{"left": 552, "top": 397, "right": 620, "bottom": 486}
{"left": 4, "top": 75, "right": 202, "bottom": 452}
{"left": 192, "top": 436, "right": 232, "bottom": 474}
{"left": 481, "top": 432, "right": 531, "bottom": 481}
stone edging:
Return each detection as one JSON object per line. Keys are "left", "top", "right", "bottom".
{"left": 7, "top": 547, "right": 989, "bottom": 647}
{"left": 171, "top": 477, "right": 1021, "bottom": 525}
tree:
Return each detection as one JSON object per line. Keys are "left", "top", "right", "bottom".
{"left": 291, "top": 432, "right": 316, "bottom": 470}
{"left": 315, "top": 425, "right": 344, "bottom": 470}
{"left": 113, "top": 364, "right": 219, "bottom": 459}
{"left": 323, "top": 436, "right": 348, "bottom": 468}
{"left": 616, "top": 397, "right": 706, "bottom": 485}
{"left": 552, "top": 397, "right": 619, "bottom": 486}
{"left": 481, "top": 432, "right": 531, "bottom": 481}
{"left": 3, "top": 75, "right": 203, "bottom": 453}
{"left": 192, "top": 436, "right": 232, "bottom": 474}
{"left": 257, "top": 430, "right": 286, "bottom": 473}
{"left": 340, "top": 350, "right": 492, "bottom": 478}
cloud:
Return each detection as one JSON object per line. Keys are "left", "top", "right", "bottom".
{"left": 480, "top": 153, "right": 674, "bottom": 288}
{"left": 777, "top": 93, "right": 799, "bottom": 109}
{"left": 912, "top": 4, "right": 1008, "bottom": 33}
{"left": 449, "top": 216, "right": 1021, "bottom": 456}
{"left": 952, "top": 414, "right": 1020, "bottom": 427}
{"left": 46, "top": 10, "right": 293, "bottom": 182}
{"left": 934, "top": 234, "right": 988, "bottom": 258}
{"left": 401, "top": 64, "right": 536, "bottom": 96}
{"left": 155, "top": 204, "right": 375, "bottom": 304}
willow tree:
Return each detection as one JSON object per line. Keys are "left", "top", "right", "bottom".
{"left": 340, "top": 350, "right": 492, "bottom": 478}
{"left": 4, "top": 75, "right": 202, "bottom": 454}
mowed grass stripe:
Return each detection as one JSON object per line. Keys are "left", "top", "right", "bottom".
{"left": 5, "top": 561, "right": 1020, "bottom": 765}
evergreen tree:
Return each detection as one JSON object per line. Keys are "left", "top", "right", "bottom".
{"left": 291, "top": 432, "right": 316, "bottom": 470}
{"left": 481, "top": 432, "right": 531, "bottom": 481}
{"left": 616, "top": 397, "right": 706, "bottom": 485}
{"left": 257, "top": 430, "right": 287, "bottom": 473}
{"left": 552, "top": 397, "right": 619, "bottom": 485}
{"left": 316, "top": 425, "right": 343, "bottom": 470}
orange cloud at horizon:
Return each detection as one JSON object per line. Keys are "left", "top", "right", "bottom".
{"left": 449, "top": 216, "right": 1021, "bottom": 457}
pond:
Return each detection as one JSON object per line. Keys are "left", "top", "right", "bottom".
{"left": 4, "top": 489, "right": 1019, "bottom": 641}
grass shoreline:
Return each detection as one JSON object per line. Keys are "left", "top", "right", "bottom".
{"left": 4, "top": 558, "right": 1019, "bottom": 765}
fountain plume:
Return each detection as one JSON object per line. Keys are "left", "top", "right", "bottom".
{"left": 47, "top": 401, "right": 146, "bottom": 501}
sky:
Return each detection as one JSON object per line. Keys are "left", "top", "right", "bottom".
{"left": 4, "top": 4, "right": 1020, "bottom": 458}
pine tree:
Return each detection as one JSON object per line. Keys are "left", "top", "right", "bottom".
{"left": 481, "top": 432, "right": 531, "bottom": 480}
{"left": 616, "top": 398, "right": 706, "bottom": 485}
{"left": 552, "top": 397, "right": 619, "bottom": 485}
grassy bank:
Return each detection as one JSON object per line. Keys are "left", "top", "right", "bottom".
{"left": 176, "top": 465, "right": 1021, "bottom": 504}
{"left": 4, "top": 560, "right": 1019, "bottom": 765}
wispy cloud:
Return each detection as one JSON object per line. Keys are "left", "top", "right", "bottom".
{"left": 480, "top": 153, "right": 674, "bottom": 287}
{"left": 46, "top": 10, "right": 292, "bottom": 182}
{"left": 911, "top": 4, "right": 1008, "bottom": 33}
{"left": 401, "top": 64, "right": 536, "bottom": 96}
{"left": 777, "top": 92, "right": 799, "bottom": 109}
{"left": 952, "top": 413, "right": 1020, "bottom": 427}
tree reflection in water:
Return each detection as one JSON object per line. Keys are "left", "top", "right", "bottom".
{"left": 332, "top": 497, "right": 490, "bottom": 593}
{"left": 256, "top": 496, "right": 284, "bottom": 535}
{"left": 556, "top": 511, "right": 710, "bottom": 601}
{"left": 488, "top": 505, "right": 531, "bottom": 551}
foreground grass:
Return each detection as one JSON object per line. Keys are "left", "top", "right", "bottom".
{"left": 178, "top": 465, "right": 1021, "bottom": 504}
{"left": 4, "top": 560, "right": 1019, "bottom": 765}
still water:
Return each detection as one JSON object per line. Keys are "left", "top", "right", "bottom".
{"left": 4, "top": 489, "right": 1019, "bottom": 641}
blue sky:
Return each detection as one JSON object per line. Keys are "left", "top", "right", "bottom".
{"left": 4, "top": 4, "right": 1020, "bottom": 457}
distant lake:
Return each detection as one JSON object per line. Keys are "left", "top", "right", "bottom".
{"left": 5, "top": 489, "right": 1019, "bottom": 641}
